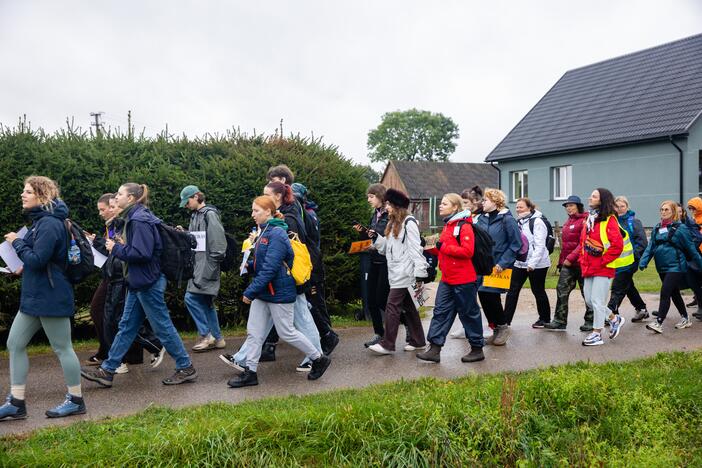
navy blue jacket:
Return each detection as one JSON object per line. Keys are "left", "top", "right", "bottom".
{"left": 616, "top": 210, "right": 647, "bottom": 272}
{"left": 476, "top": 209, "right": 522, "bottom": 293}
{"left": 111, "top": 204, "right": 163, "bottom": 290}
{"left": 12, "top": 200, "right": 74, "bottom": 317}
{"left": 640, "top": 221, "right": 702, "bottom": 273}
{"left": 243, "top": 221, "right": 296, "bottom": 304}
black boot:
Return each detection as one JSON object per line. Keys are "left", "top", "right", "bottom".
{"left": 228, "top": 369, "right": 258, "bottom": 388}
{"left": 687, "top": 297, "right": 698, "bottom": 308}
{"left": 259, "top": 343, "right": 276, "bottom": 362}
{"left": 321, "top": 332, "right": 340, "bottom": 355}
{"left": 416, "top": 343, "right": 441, "bottom": 363}
{"left": 461, "top": 347, "right": 485, "bottom": 363}
{"left": 308, "top": 355, "right": 331, "bottom": 380}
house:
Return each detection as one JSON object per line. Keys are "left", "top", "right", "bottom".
{"left": 486, "top": 33, "right": 702, "bottom": 227}
{"left": 380, "top": 160, "right": 498, "bottom": 230}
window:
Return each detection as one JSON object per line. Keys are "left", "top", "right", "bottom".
{"left": 511, "top": 170, "right": 528, "bottom": 201}
{"left": 551, "top": 165, "right": 572, "bottom": 200}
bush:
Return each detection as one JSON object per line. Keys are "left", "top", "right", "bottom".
{"left": 0, "top": 121, "right": 369, "bottom": 330}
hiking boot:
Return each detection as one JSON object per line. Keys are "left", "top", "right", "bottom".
{"left": 368, "top": 343, "right": 393, "bottom": 355}
{"left": 531, "top": 319, "right": 547, "bottom": 329}
{"left": 308, "top": 355, "right": 331, "bottom": 380}
{"left": 162, "top": 366, "right": 197, "bottom": 385}
{"left": 45, "top": 394, "right": 86, "bottom": 419}
{"left": 115, "top": 363, "right": 129, "bottom": 374}
{"left": 631, "top": 309, "right": 649, "bottom": 322}
{"left": 687, "top": 298, "right": 698, "bottom": 308}
{"left": 215, "top": 338, "right": 227, "bottom": 349}
{"left": 150, "top": 347, "right": 166, "bottom": 369}
{"left": 83, "top": 355, "right": 102, "bottom": 366}
{"left": 228, "top": 369, "right": 259, "bottom": 388}
{"left": 544, "top": 321, "right": 567, "bottom": 331}
{"left": 296, "top": 361, "right": 312, "bottom": 373}
{"left": 321, "top": 332, "right": 340, "bottom": 355}
{"left": 579, "top": 323, "right": 594, "bottom": 332}
{"left": 693, "top": 310, "right": 702, "bottom": 320}
{"left": 582, "top": 332, "right": 604, "bottom": 346}
{"left": 449, "top": 329, "right": 465, "bottom": 339}
{"left": 81, "top": 366, "right": 114, "bottom": 388}
{"left": 492, "top": 325, "right": 511, "bottom": 346}
{"left": 609, "top": 315, "right": 625, "bottom": 340}
{"left": 364, "top": 334, "right": 382, "bottom": 348}
{"left": 461, "top": 347, "right": 485, "bottom": 363}
{"left": 403, "top": 343, "right": 425, "bottom": 351}
{"left": 646, "top": 321, "right": 664, "bottom": 334}
{"left": 219, "top": 354, "right": 248, "bottom": 373}
{"left": 260, "top": 343, "right": 276, "bottom": 362}
{"left": 416, "top": 343, "right": 441, "bottom": 363}
{"left": 0, "top": 395, "right": 27, "bottom": 421}
{"left": 484, "top": 331, "right": 496, "bottom": 345}
{"left": 192, "top": 334, "right": 216, "bottom": 352}
{"left": 675, "top": 317, "right": 692, "bottom": 329}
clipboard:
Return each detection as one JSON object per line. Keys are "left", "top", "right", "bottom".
{"left": 483, "top": 267, "right": 513, "bottom": 289}
{"left": 348, "top": 240, "right": 372, "bottom": 254}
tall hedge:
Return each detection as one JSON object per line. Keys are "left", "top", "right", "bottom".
{"left": 0, "top": 123, "right": 369, "bottom": 330}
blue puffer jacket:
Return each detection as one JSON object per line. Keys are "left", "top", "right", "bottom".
{"left": 639, "top": 221, "right": 702, "bottom": 273}
{"left": 476, "top": 208, "right": 522, "bottom": 293}
{"left": 243, "top": 219, "right": 296, "bottom": 304}
{"left": 616, "top": 210, "right": 648, "bottom": 272}
{"left": 111, "top": 204, "right": 163, "bottom": 290}
{"left": 12, "top": 200, "right": 74, "bottom": 317}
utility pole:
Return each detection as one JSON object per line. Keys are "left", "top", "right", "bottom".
{"left": 90, "top": 111, "right": 104, "bottom": 137}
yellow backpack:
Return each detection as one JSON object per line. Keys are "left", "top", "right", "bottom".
{"left": 286, "top": 232, "right": 312, "bottom": 286}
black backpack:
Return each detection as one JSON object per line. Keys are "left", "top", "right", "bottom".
{"left": 40, "top": 219, "right": 95, "bottom": 286}
{"left": 470, "top": 223, "right": 495, "bottom": 276}
{"left": 202, "top": 209, "right": 239, "bottom": 273}
{"left": 528, "top": 216, "right": 556, "bottom": 254}
{"left": 156, "top": 223, "right": 197, "bottom": 287}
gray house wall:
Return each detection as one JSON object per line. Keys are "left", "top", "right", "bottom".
{"left": 495, "top": 122, "right": 702, "bottom": 227}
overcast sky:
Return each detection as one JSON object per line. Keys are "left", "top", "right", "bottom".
{"left": 1, "top": 1, "right": 701, "bottom": 167}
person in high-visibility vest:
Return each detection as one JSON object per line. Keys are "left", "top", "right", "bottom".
{"left": 578, "top": 188, "right": 627, "bottom": 346}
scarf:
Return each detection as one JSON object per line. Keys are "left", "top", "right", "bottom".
{"left": 661, "top": 218, "right": 673, "bottom": 228}
{"left": 586, "top": 209, "right": 599, "bottom": 232}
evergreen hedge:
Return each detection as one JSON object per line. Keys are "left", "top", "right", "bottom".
{"left": 0, "top": 121, "right": 369, "bottom": 330}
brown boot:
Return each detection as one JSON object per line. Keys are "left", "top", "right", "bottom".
{"left": 416, "top": 343, "right": 441, "bottom": 363}
{"left": 492, "top": 324, "right": 511, "bottom": 346}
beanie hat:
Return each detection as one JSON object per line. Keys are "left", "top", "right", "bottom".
{"left": 385, "top": 188, "right": 410, "bottom": 209}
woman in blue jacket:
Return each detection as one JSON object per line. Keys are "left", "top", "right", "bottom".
{"left": 640, "top": 200, "right": 702, "bottom": 333}
{"left": 1, "top": 176, "right": 85, "bottom": 420}
{"left": 476, "top": 188, "right": 522, "bottom": 346}
{"left": 81, "top": 183, "right": 196, "bottom": 388}
{"left": 227, "top": 196, "right": 331, "bottom": 388}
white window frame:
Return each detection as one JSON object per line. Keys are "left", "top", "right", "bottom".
{"left": 551, "top": 165, "right": 572, "bottom": 201}
{"left": 511, "top": 170, "right": 528, "bottom": 201}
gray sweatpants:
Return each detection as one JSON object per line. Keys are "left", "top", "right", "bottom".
{"left": 245, "top": 299, "right": 321, "bottom": 372}
{"left": 583, "top": 276, "right": 613, "bottom": 330}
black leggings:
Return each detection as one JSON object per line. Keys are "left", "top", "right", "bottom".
{"left": 503, "top": 267, "right": 550, "bottom": 324}
{"left": 656, "top": 272, "right": 687, "bottom": 322}
{"left": 478, "top": 291, "right": 507, "bottom": 326}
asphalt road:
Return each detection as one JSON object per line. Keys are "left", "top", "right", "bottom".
{"left": 1, "top": 290, "right": 700, "bottom": 436}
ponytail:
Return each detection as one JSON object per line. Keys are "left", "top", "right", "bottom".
{"left": 266, "top": 181, "right": 295, "bottom": 206}
{"left": 121, "top": 183, "right": 150, "bottom": 206}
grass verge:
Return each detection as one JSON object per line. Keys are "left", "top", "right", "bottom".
{"left": 2, "top": 350, "right": 701, "bottom": 466}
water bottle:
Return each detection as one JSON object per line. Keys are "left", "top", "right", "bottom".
{"left": 68, "top": 239, "right": 81, "bottom": 264}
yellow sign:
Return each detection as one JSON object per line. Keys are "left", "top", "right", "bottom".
{"left": 483, "top": 267, "right": 513, "bottom": 289}
{"left": 348, "top": 240, "right": 372, "bottom": 254}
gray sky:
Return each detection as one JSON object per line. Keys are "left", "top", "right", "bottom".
{"left": 1, "top": 1, "right": 701, "bottom": 167}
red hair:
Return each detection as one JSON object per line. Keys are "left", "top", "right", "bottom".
{"left": 266, "top": 181, "right": 295, "bottom": 205}
{"left": 253, "top": 195, "right": 284, "bottom": 219}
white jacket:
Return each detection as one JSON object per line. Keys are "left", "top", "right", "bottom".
{"left": 514, "top": 210, "right": 552, "bottom": 270}
{"left": 372, "top": 215, "right": 428, "bottom": 289}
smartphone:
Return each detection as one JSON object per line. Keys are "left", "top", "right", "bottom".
{"left": 353, "top": 221, "right": 369, "bottom": 232}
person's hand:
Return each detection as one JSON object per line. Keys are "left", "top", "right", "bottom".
{"left": 494, "top": 264, "right": 503, "bottom": 273}
{"left": 85, "top": 231, "right": 96, "bottom": 243}
{"left": 563, "top": 259, "right": 572, "bottom": 267}
{"left": 527, "top": 266, "right": 534, "bottom": 272}
{"left": 105, "top": 238, "right": 115, "bottom": 252}
{"left": 4, "top": 232, "right": 18, "bottom": 243}
{"left": 434, "top": 241, "right": 442, "bottom": 251}
{"left": 367, "top": 229, "right": 377, "bottom": 239}
{"left": 176, "top": 225, "right": 184, "bottom": 231}
{"left": 415, "top": 277, "right": 425, "bottom": 285}
{"left": 353, "top": 224, "right": 363, "bottom": 232}
{"left": 13, "top": 266, "right": 23, "bottom": 276}
{"left": 242, "top": 296, "right": 252, "bottom": 304}
{"left": 248, "top": 231, "right": 258, "bottom": 243}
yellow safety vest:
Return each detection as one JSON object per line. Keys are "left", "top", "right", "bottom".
{"left": 600, "top": 215, "right": 635, "bottom": 269}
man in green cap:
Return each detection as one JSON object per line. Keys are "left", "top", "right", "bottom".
{"left": 179, "top": 185, "right": 228, "bottom": 352}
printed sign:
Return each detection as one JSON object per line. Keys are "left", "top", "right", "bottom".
{"left": 192, "top": 231, "right": 206, "bottom": 252}
{"left": 483, "top": 267, "right": 513, "bottom": 290}
{"left": 408, "top": 282, "right": 429, "bottom": 309}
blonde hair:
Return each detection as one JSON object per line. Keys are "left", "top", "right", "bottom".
{"left": 661, "top": 200, "right": 680, "bottom": 221}
{"left": 121, "top": 183, "right": 150, "bottom": 206}
{"left": 24, "top": 176, "right": 60, "bottom": 209}
{"left": 483, "top": 188, "right": 506, "bottom": 209}
{"left": 614, "top": 196, "right": 629, "bottom": 208}
{"left": 443, "top": 193, "right": 463, "bottom": 213}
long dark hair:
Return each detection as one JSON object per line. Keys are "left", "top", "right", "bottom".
{"left": 596, "top": 187, "right": 616, "bottom": 221}
{"left": 265, "top": 181, "right": 295, "bottom": 206}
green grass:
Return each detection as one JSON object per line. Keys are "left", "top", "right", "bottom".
{"left": 2, "top": 350, "right": 701, "bottom": 466}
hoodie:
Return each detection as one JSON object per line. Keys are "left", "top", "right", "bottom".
{"left": 436, "top": 209, "right": 476, "bottom": 285}
{"left": 687, "top": 197, "right": 702, "bottom": 225}
{"left": 514, "top": 210, "right": 552, "bottom": 270}
{"left": 12, "top": 200, "right": 74, "bottom": 317}
{"left": 111, "top": 203, "right": 163, "bottom": 290}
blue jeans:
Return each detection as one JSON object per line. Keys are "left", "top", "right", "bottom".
{"left": 427, "top": 281, "right": 484, "bottom": 348}
{"left": 185, "top": 292, "right": 222, "bottom": 340}
{"left": 234, "top": 294, "right": 322, "bottom": 365}
{"left": 102, "top": 275, "right": 192, "bottom": 372}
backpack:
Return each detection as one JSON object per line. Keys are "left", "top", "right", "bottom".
{"left": 40, "top": 219, "right": 95, "bottom": 286}
{"left": 202, "top": 209, "right": 239, "bottom": 273}
{"left": 156, "top": 223, "right": 197, "bottom": 287}
{"left": 285, "top": 232, "right": 313, "bottom": 285}
{"left": 470, "top": 223, "right": 495, "bottom": 276}
{"left": 402, "top": 217, "right": 437, "bottom": 282}
{"left": 528, "top": 216, "right": 556, "bottom": 254}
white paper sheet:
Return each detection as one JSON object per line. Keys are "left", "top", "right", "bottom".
{"left": 0, "top": 226, "right": 28, "bottom": 273}
{"left": 239, "top": 249, "right": 251, "bottom": 276}
{"left": 0, "top": 266, "right": 12, "bottom": 274}
{"left": 91, "top": 245, "right": 108, "bottom": 268}
{"left": 191, "top": 231, "right": 206, "bottom": 252}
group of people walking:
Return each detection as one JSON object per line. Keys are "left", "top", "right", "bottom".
{"left": 0, "top": 165, "right": 338, "bottom": 421}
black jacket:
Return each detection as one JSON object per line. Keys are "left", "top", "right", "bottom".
{"left": 369, "top": 208, "right": 388, "bottom": 264}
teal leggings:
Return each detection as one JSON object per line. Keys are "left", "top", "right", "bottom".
{"left": 7, "top": 312, "right": 81, "bottom": 387}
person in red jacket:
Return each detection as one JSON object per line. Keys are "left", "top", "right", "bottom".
{"left": 417, "top": 193, "right": 484, "bottom": 363}
{"left": 579, "top": 188, "right": 625, "bottom": 346}
{"left": 544, "top": 196, "right": 594, "bottom": 331}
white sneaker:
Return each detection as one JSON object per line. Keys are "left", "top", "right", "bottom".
{"left": 368, "top": 343, "right": 393, "bottom": 355}
{"left": 214, "top": 338, "right": 227, "bottom": 349}
{"left": 646, "top": 321, "right": 664, "bottom": 334}
{"left": 192, "top": 334, "right": 216, "bottom": 352}
{"left": 150, "top": 347, "right": 167, "bottom": 368}
{"left": 675, "top": 317, "right": 691, "bottom": 329}
{"left": 449, "top": 329, "right": 465, "bottom": 339}
{"left": 115, "top": 363, "right": 129, "bottom": 374}
{"left": 403, "top": 344, "right": 425, "bottom": 352}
